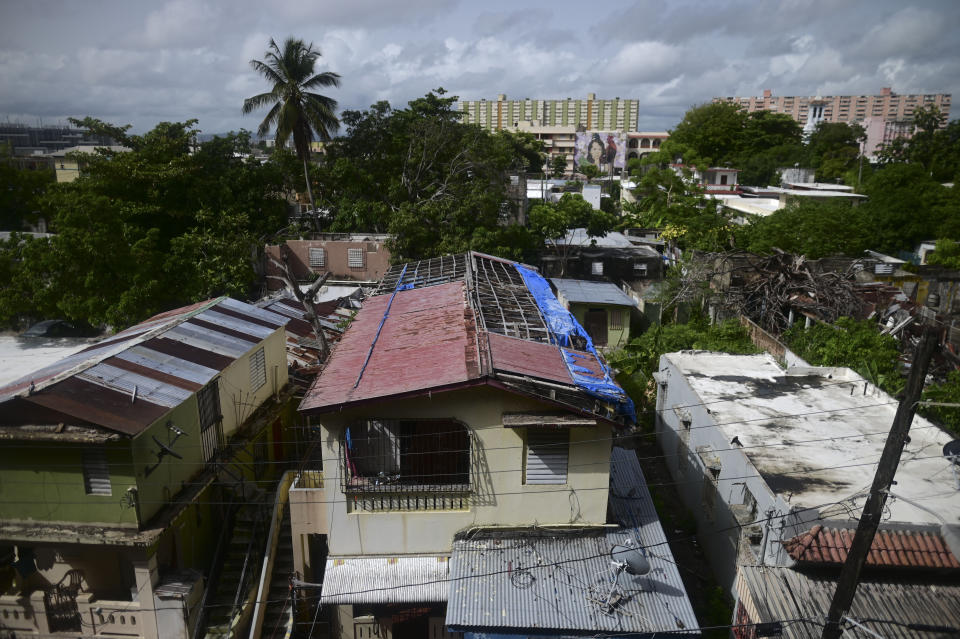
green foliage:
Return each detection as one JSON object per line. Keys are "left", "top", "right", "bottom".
{"left": 550, "top": 154, "right": 568, "bottom": 178}
{"left": 926, "top": 239, "right": 960, "bottom": 269}
{"left": 860, "top": 163, "right": 960, "bottom": 253}
{"left": 664, "top": 102, "right": 747, "bottom": 167}
{"left": 608, "top": 318, "right": 759, "bottom": 423}
{"left": 805, "top": 121, "right": 865, "bottom": 183}
{"left": 736, "top": 199, "right": 873, "bottom": 258}
{"left": 579, "top": 162, "right": 601, "bottom": 180}
{"left": 920, "top": 371, "right": 960, "bottom": 438}
{"left": 626, "top": 167, "right": 733, "bottom": 251}
{"left": 0, "top": 156, "right": 55, "bottom": 230}
{"left": 879, "top": 106, "right": 960, "bottom": 182}
{"left": 0, "top": 121, "right": 288, "bottom": 329}
{"left": 782, "top": 318, "right": 901, "bottom": 394}
{"left": 243, "top": 37, "right": 340, "bottom": 215}
{"left": 318, "top": 89, "right": 542, "bottom": 262}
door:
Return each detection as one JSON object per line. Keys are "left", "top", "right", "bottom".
{"left": 585, "top": 308, "right": 608, "bottom": 346}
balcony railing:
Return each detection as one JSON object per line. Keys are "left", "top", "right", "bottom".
{"left": 0, "top": 593, "right": 143, "bottom": 638}
{"left": 343, "top": 480, "right": 471, "bottom": 512}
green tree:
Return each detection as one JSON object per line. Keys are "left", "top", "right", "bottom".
{"left": 551, "top": 154, "right": 568, "bottom": 178}
{"left": 880, "top": 107, "right": 960, "bottom": 182}
{"left": 0, "top": 150, "right": 55, "bottom": 230}
{"left": 243, "top": 37, "right": 340, "bottom": 221}
{"left": 0, "top": 121, "right": 288, "bottom": 329}
{"left": 926, "top": 239, "right": 960, "bottom": 269}
{"left": 579, "top": 162, "right": 601, "bottom": 180}
{"left": 318, "top": 90, "right": 541, "bottom": 261}
{"left": 783, "top": 317, "right": 900, "bottom": 393}
{"left": 736, "top": 199, "right": 873, "bottom": 258}
{"left": 805, "top": 121, "right": 865, "bottom": 183}
{"left": 663, "top": 102, "right": 747, "bottom": 167}
{"left": 529, "top": 193, "right": 615, "bottom": 275}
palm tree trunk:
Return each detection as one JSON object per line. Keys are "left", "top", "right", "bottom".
{"left": 302, "top": 156, "right": 320, "bottom": 234}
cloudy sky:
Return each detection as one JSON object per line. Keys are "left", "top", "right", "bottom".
{"left": 1, "top": 0, "right": 958, "bottom": 135}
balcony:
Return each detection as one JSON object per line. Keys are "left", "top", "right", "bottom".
{"left": 0, "top": 592, "right": 143, "bottom": 638}
{"left": 341, "top": 420, "right": 472, "bottom": 512}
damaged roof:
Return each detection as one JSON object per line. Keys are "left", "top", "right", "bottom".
{"left": 0, "top": 296, "right": 288, "bottom": 436}
{"left": 300, "top": 252, "right": 634, "bottom": 424}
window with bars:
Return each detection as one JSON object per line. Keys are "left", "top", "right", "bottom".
{"left": 524, "top": 428, "right": 569, "bottom": 485}
{"left": 609, "top": 309, "right": 624, "bottom": 330}
{"left": 309, "top": 247, "right": 326, "bottom": 268}
{"left": 591, "top": 261, "right": 604, "bottom": 276}
{"left": 347, "top": 248, "right": 365, "bottom": 269}
{"left": 82, "top": 448, "right": 112, "bottom": 496}
{"left": 633, "top": 262, "right": 648, "bottom": 276}
{"left": 197, "top": 380, "right": 222, "bottom": 463}
{"left": 250, "top": 347, "right": 266, "bottom": 392}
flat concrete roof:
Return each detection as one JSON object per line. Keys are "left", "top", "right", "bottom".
{"left": 661, "top": 351, "right": 960, "bottom": 526}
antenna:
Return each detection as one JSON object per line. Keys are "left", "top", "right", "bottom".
{"left": 611, "top": 543, "right": 651, "bottom": 576}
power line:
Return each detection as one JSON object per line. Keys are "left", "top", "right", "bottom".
{"left": 0, "top": 452, "right": 948, "bottom": 508}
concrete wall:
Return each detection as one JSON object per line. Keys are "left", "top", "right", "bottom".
{"left": 654, "top": 357, "right": 791, "bottom": 592}
{"left": 301, "top": 386, "right": 612, "bottom": 559}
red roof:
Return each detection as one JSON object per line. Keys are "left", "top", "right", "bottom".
{"left": 783, "top": 525, "right": 960, "bottom": 570}
{"left": 299, "top": 282, "right": 482, "bottom": 412}
{"left": 488, "top": 333, "right": 572, "bottom": 385}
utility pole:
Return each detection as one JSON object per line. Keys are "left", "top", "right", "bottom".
{"left": 821, "top": 328, "right": 939, "bottom": 639}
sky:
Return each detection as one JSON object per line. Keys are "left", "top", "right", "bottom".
{"left": 1, "top": 0, "right": 958, "bottom": 135}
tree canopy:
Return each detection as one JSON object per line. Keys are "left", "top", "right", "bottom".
{"left": 316, "top": 89, "right": 545, "bottom": 262}
{"left": 0, "top": 121, "right": 288, "bottom": 329}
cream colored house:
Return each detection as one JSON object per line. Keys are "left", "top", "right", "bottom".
{"left": 293, "top": 252, "right": 635, "bottom": 639}
{"left": 45, "top": 145, "right": 129, "bottom": 182}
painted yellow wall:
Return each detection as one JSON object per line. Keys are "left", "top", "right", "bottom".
{"left": 216, "top": 329, "right": 289, "bottom": 439}
{"left": 568, "top": 302, "right": 631, "bottom": 349}
{"left": 309, "top": 385, "right": 612, "bottom": 557}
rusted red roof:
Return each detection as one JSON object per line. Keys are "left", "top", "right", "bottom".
{"left": 299, "top": 282, "right": 482, "bottom": 412}
{"left": 783, "top": 524, "right": 960, "bottom": 570}
{"left": 488, "top": 333, "right": 572, "bottom": 385}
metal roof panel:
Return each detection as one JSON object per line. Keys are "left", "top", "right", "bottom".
{"left": 320, "top": 555, "right": 450, "bottom": 604}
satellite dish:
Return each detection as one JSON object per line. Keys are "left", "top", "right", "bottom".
{"left": 152, "top": 435, "right": 184, "bottom": 460}
{"left": 611, "top": 544, "right": 651, "bottom": 576}
{"left": 944, "top": 440, "right": 960, "bottom": 461}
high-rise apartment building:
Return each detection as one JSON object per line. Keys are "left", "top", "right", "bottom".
{"left": 713, "top": 88, "right": 950, "bottom": 126}
{"left": 458, "top": 94, "right": 640, "bottom": 132}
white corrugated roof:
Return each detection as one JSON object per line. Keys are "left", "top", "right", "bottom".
{"left": 320, "top": 555, "right": 451, "bottom": 604}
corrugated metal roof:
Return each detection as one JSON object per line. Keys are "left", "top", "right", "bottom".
{"left": 552, "top": 279, "right": 639, "bottom": 307}
{"left": 445, "top": 448, "right": 697, "bottom": 636}
{"left": 782, "top": 525, "right": 960, "bottom": 570}
{"left": 0, "top": 297, "right": 288, "bottom": 436}
{"left": 299, "top": 281, "right": 480, "bottom": 412}
{"left": 738, "top": 564, "right": 960, "bottom": 639}
{"left": 488, "top": 333, "right": 574, "bottom": 385}
{"left": 320, "top": 555, "right": 451, "bottom": 604}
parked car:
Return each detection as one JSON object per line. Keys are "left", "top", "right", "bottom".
{"left": 22, "top": 319, "right": 97, "bottom": 338}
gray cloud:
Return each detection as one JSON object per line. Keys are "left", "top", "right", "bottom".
{"left": 0, "top": 0, "right": 957, "bottom": 134}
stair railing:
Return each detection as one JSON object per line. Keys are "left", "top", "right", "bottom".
{"left": 192, "top": 493, "right": 239, "bottom": 639}
{"left": 247, "top": 470, "right": 295, "bottom": 639}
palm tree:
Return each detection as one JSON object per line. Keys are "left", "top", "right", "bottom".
{"left": 243, "top": 37, "right": 340, "bottom": 224}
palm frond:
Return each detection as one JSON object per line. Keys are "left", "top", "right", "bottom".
{"left": 257, "top": 102, "right": 283, "bottom": 139}
{"left": 302, "top": 71, "right": 341, "bottom": 90}
{"left": 242, "top": 91, "right": 278, "bottom": 115}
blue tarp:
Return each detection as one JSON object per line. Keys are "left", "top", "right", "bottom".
{"left": 513, "top": 264, "right": 636, "bottom": 423}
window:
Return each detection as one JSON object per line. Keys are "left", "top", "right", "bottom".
{"left": 344, "top": 419, "right": 470, "bottom": 489}
{"left": 308, "top": 247, "right": 326, "bottom": 268}
{"left": 347, "top": 248, "right": 365, "bottom": 269}
{"left": 591, "top": 261, "right": 604, "bottom": 276}
{"left": 197, "top": 380, "right": 222, "bottom": 462}
{"left": 609, "top": 309, "right": 624, "bottom": 330}
{"left": 82, "top": 448, "right": 111, "bottom": 496}
{"left": 250, "top": 347, "right": 266, "bottom": 391}
{"left": 633, "top": 262, "right": 648, "bottom": 276}
{"left": 524, "top": 428, "right": 569, "bottom": 485}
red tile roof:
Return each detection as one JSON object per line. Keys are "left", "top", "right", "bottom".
{"left": 299, "top": 281, "right": 482, "bottom": 412}
{"left": 783, "top": 524, "right": 960, "bottom": 570}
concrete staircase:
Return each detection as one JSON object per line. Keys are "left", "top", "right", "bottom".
{"left": 259, "top": 505, "right": 294, "bottom": 639}
{"left": 203, "top": 500, "right": 267, "bottom": 639}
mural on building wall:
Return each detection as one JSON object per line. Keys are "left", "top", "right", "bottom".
{"left": 574, "top": 131, "right": 626, "bottom": 172}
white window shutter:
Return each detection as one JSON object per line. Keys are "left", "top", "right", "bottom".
{"left": 525, "top": 429, "right": 569, "bottom": 485}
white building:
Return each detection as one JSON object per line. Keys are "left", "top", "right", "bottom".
{"left": 653, "top": 351, "right": 960, "bottom": 591}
